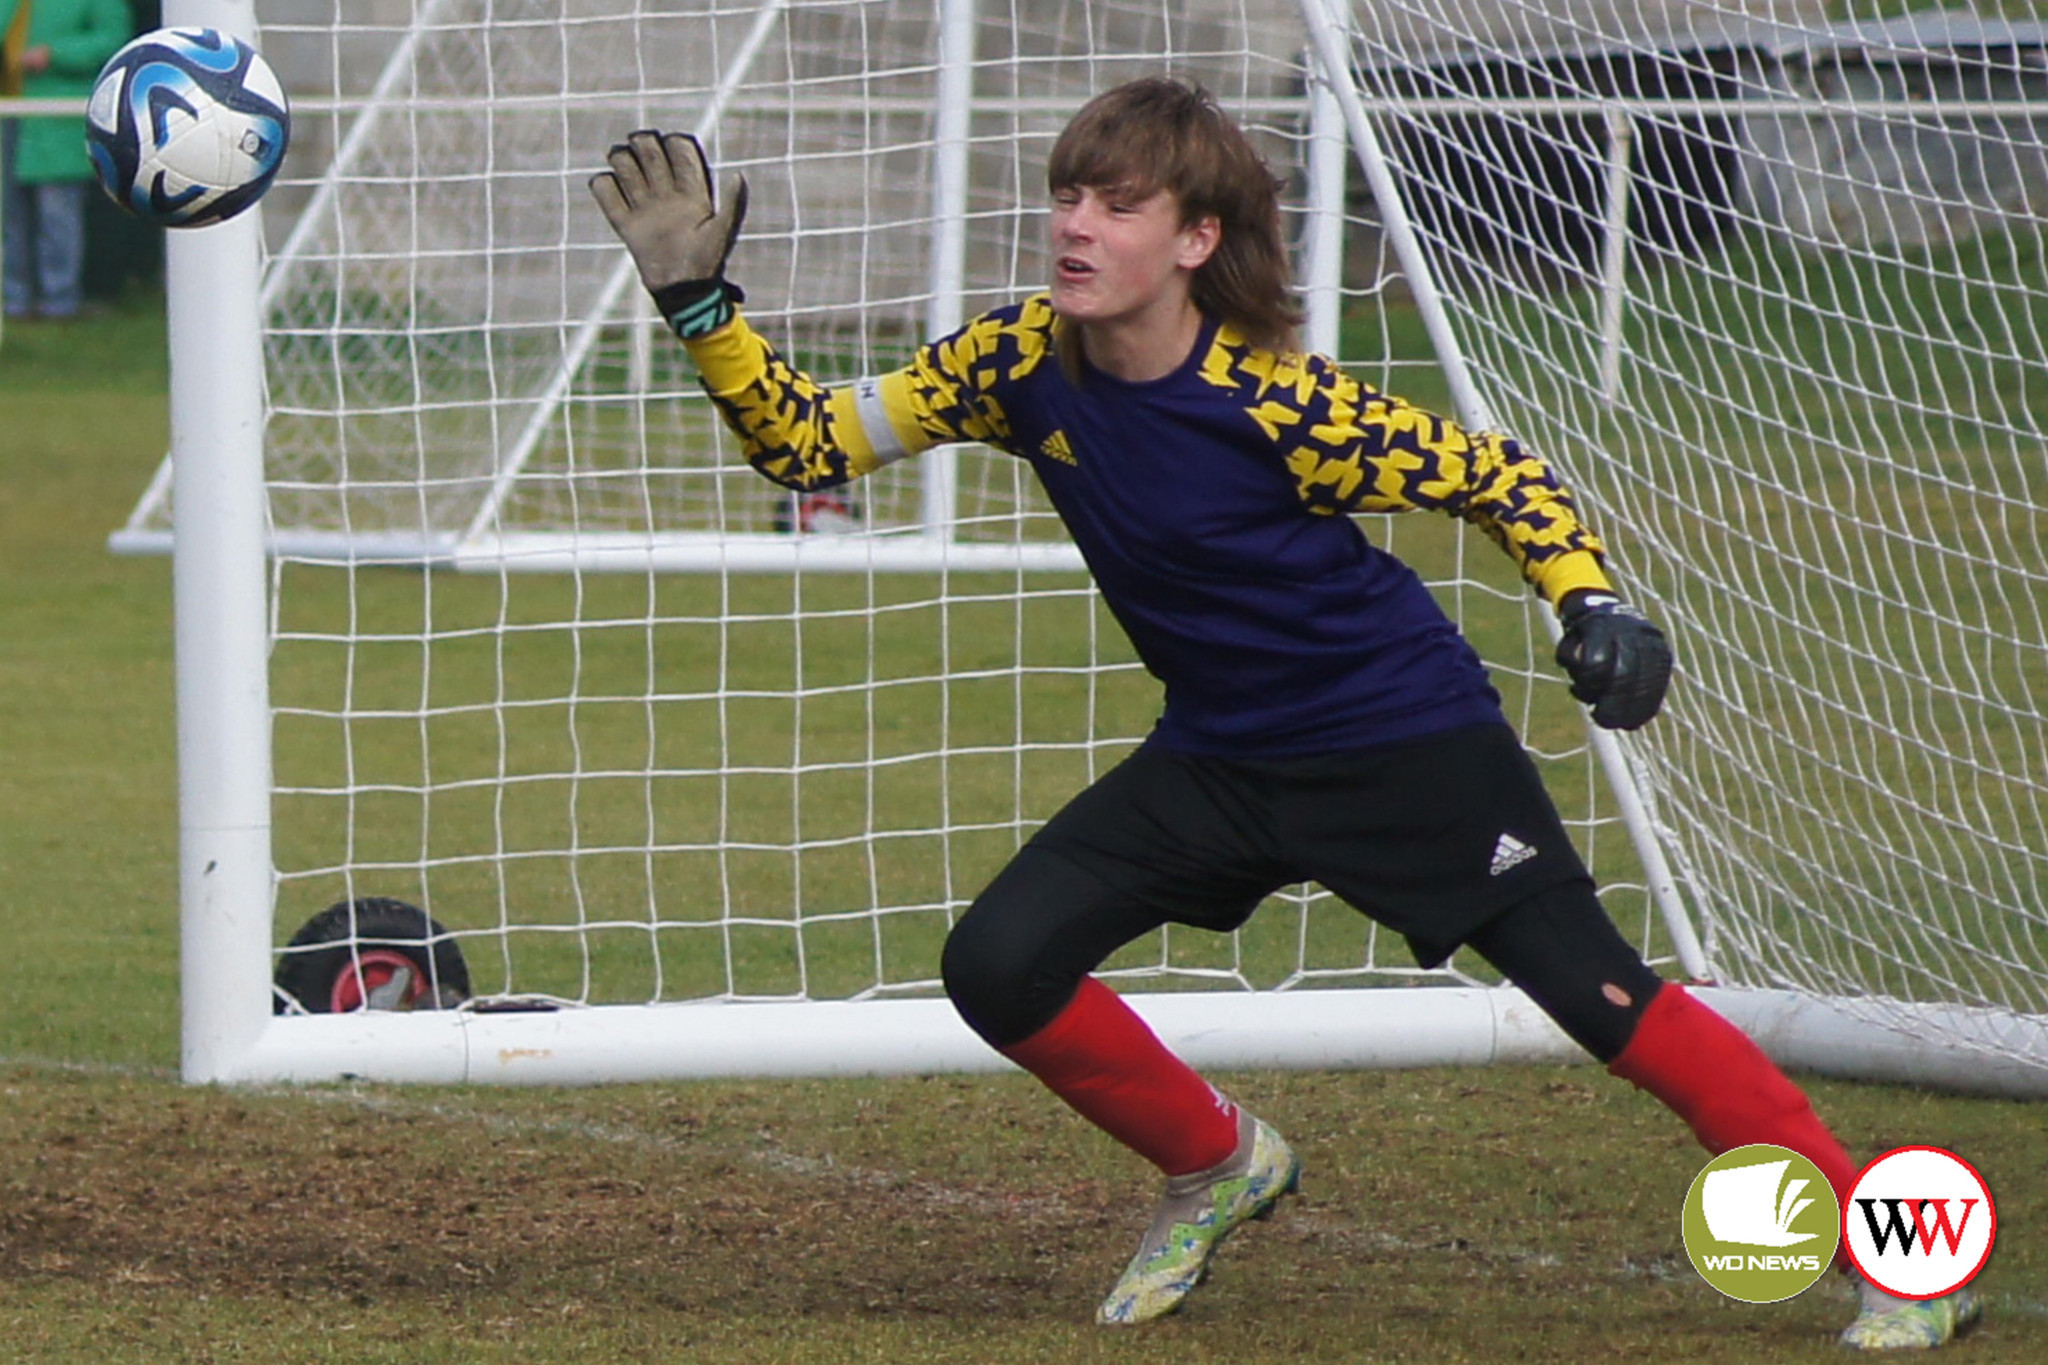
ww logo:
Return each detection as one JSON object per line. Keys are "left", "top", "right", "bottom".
{"left": 1856, "top": 1197, "right": 1979, "bottom": 1257}
{"left": 1844, "top": 1148, "right": 1996, "bottom": 1299}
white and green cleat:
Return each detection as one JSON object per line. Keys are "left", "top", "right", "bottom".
{"left": 1839, "top": 1288, "right": 1982, "bottom": 1351}
{"left": 1095, "top": 1111, "right": 1301, "bottom": 1326}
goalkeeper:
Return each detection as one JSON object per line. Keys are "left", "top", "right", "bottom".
{"left": 592, "top": 79, "right": 1976, "bottom": 1351}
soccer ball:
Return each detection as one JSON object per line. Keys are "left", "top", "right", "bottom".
{"left": 85, "top": 28, "right": 290, "bottom": 229}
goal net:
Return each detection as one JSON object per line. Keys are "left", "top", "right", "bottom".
{"left": 142, "top": 0, "right": 2048, "bottom": 1091}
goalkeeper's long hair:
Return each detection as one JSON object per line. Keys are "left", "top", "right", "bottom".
{"left": 1048, "top": 76, "right": 1303, "bottom": 358}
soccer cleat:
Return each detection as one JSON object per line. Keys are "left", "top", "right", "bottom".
{"left": 1095, "top": 1110, "right": 1300, "bottom": 1326}
{"left": 1838, "top": 1288, "right": 1981, "bottom": 1351}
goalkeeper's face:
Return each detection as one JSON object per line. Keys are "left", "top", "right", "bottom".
{"left": 1047, "top": 182, "right": 1220, "bottom": 333}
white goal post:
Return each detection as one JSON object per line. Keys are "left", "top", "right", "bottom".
{"left": 149, "top": 0, "right": 2048, "bottom": 1094}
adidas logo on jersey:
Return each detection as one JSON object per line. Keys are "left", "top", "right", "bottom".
{"left": 1039, "top": 430, "right": 1077, "bottom": 465}
{"left": 1489, "top": 832, "right": 1537, "bottom": 876}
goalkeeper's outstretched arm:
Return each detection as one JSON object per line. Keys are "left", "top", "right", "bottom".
{"left": 591, "top": 127, "right": 969, "bottom": 492}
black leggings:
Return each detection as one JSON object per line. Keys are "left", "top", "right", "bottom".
{"left": 942, "top": 859, "right": 1664, "bottom": 1064}
{"left": 1463, "top": 879, "right": 1665, "bottom": 1061}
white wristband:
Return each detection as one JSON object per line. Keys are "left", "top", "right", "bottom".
{"left": 852, "top": 376, "right": 911, "bottom": 467}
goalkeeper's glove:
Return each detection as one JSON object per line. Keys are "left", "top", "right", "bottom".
{"left": 1555, "top": 589, "right": 1673, "bottom": 731}
{"left": 589, "top": 129, "right": 749, "bottom": 340}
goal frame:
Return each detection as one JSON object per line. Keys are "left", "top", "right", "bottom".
{"left": 163, "top": 0, "right": 2048, "bottom": 1095}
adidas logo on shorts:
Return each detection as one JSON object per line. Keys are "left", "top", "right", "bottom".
{"left": 1489, "top": 832, "right": 1537, "bottom": 876}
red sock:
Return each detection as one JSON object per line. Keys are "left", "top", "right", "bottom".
{"left": 1610, "top": 984, "right": 1857, "bottom": 1205}
{"left": 1001, "top": 977, "right": 1239, "bottom": 1176}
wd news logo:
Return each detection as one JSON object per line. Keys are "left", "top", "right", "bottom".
{"left": 1843, "top": 1147, "right": 1997, "bottom": 1299}
{"left": 1683, "top": 1145, "right": 1839, "bottom": 1302}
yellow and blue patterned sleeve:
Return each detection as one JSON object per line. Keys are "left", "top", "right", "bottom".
{"left": 1202, "top": 334, "right": 1614, "bottom": 607}
{"left": 683, "top": 301, "right": 1050, "bottom": 492}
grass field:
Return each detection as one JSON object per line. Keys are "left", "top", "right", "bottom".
{"left": 2, "top": 295, "right": 2043, "bottom": 1363}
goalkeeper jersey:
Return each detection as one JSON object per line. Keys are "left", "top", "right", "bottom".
{"left": 686, "top": 295, "right": 1614, "bottom": 756}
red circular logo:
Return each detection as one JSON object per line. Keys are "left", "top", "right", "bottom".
{"left": 1841, "top": 1147, "right": 1996, "bottom": 1299}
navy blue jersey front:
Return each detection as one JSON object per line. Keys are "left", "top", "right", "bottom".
{"left": 686, "top": 295, "right": 1613, "bottom": 756}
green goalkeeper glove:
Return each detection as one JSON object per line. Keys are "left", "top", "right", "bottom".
{"left": 589, "top": 130, "right": 749, "bottom": 339}
{"left": 1555, "top": 589, "right": 1673, "bottom": 731}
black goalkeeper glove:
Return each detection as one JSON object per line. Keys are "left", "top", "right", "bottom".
{"left": 1555, "top": 589, "right": 1673, "bottom": 731}
{"left": 589, "top": 130, "right": 749, "bottom": 339}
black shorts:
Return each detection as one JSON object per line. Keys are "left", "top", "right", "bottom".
{"left": 940, "top": 723, "right": 1659, "bottom": 1052}
{"left": 1022, "top": 721, "right": 1589, "bottom": 966}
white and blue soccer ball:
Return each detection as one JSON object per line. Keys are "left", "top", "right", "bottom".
{"left": 86, "top": 28, "right": 290, "bottom": 229}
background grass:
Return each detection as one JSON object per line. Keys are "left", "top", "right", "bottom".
{"left": 0, "top": 292, "right": 181, "bottom": 1065}
{"left": 2, "top": 293, "right": 2042, "bottom": 1363}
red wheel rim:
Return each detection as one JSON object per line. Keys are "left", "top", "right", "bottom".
{"left": 329, "top": 949, "right": 431, "bottom": 1012}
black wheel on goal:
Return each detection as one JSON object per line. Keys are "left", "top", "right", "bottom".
{"left": 273, "top": 897, "right": 472, "bottom": 1015}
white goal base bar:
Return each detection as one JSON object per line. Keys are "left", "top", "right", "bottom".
{"left": 449, "top": 531, "right": 1088, "bottom": 575}
{"left": 204, "top": 987, "right": 2048, "bottom": 1098}
{"left": 110, "top": 527, "right": 1088, "bottom": 575}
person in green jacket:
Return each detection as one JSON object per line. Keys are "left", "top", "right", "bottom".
{"left": 2, "top": 0, "right": 131, "bottom": 320}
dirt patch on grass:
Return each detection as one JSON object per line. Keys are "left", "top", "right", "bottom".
{"left": 6, "top": 1062, "right": 2039, "bottom": 1364}
{"left": 0, "top": 1068, "right": 1155, "bottom": 1324}
{"left": 0, "top": 1064, "right": 1677, "bottom": 1330}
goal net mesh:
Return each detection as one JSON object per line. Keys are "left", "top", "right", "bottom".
{"left": 183, "top": 1, "right": 2044, "bottom": 1058}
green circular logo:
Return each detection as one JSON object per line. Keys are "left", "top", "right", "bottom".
{"left": 1682, "top": 1144, "right": 1841, "bottom": 1302}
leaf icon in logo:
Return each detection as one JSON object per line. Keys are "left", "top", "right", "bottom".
{"left": 1702, "top": 1159, "right": 1823, "bottom": 1247}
